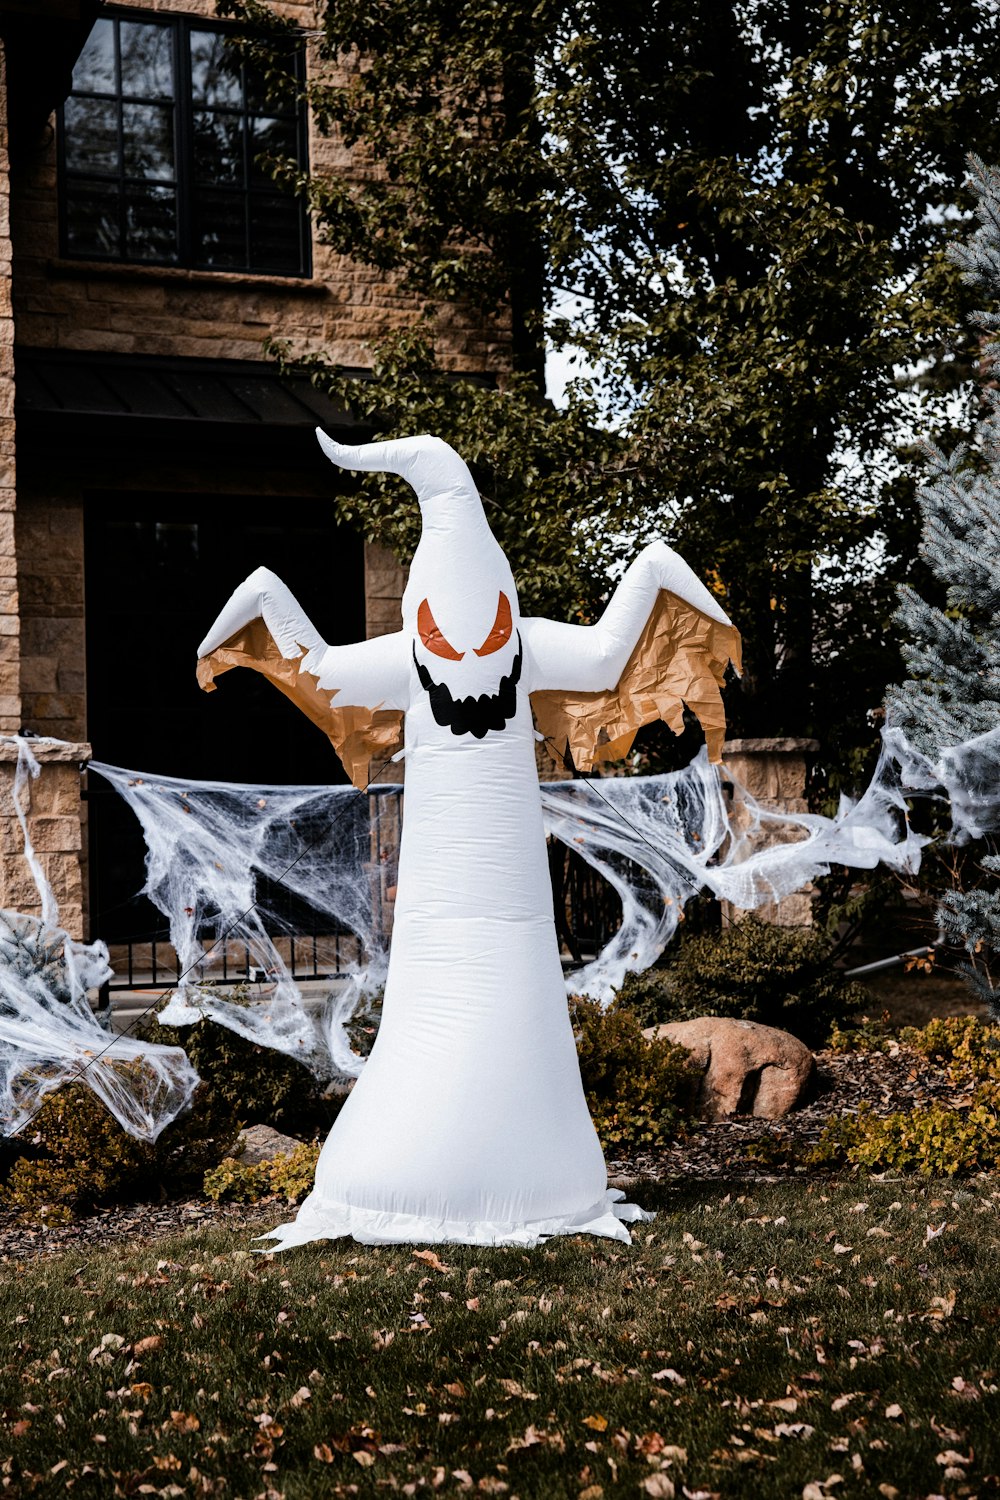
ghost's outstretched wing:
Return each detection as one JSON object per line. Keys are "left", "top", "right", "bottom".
{"left": 523, "top": 542, "right": 741, "bottom": 772}
{"left": 197, "top": 566, "right": 407, "bottom": 789}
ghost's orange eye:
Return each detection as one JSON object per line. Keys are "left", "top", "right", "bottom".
{"left": 475, "top": 591, "right": 513, "bottom": 657}
{"left": 418, "top": 598, "right": 464, "bottom": 660}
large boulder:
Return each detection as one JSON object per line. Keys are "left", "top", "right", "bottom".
{"left": 234, "top": 1124, "right": 303, "bottom": 1164}
{"left": 643, "top": 1017, "right": 814, "bottom": 1120}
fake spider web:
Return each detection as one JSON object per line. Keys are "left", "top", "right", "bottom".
{"left": 1, "top": 722, "right": 999, "bottom": 1140}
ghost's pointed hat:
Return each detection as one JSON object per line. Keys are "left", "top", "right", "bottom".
{"left": 316, "top": 431, "right": 489, "bottom": 537}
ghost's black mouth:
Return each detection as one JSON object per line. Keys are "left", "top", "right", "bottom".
{"left": 413, "top": 634, "right": 522, "bottom": 739}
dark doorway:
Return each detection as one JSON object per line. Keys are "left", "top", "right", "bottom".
{"left": 84, "top": 491, "right": 366, "bottom": 942}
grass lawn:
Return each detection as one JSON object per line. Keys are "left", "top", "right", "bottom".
{"left": 2, "top": 1177, "right": 1000, "bottom": 1499}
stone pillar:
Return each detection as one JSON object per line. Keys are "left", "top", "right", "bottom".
{"left": 0, "top": 740, "right": 90, "bottom": 941}
{"left": 362, "top": 541, "right": 405, "bottom": 788}
{"left": 720, "top": 736, "right": 820, "bottom": 927}
{"left": 0, "top": 39, "right": 20, "bottom": 734}
{"left": 364, "top": 541, "right": 405, "bottom": 639}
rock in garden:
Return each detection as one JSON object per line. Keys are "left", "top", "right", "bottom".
{"left": 643, "top": 1017, "right": 814, "bottom": 1120}
{"left": 234, "top": 1124, "right": 303, "bottom": 1164}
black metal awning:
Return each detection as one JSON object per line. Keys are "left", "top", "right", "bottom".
{"left": 14, "top": 348, "right": 374, "bottom": 466}
{"left": 15, "top": 348, "right": 363, "bottom": 432}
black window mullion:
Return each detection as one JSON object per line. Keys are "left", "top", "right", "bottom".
{"left": 175, "top": 18, "right": 193, "bottom": 265}
{"left": 296, "top": 45, "right": 311, "bottom": 277}
{"left": 241, "top": 57, "right": 253, "bottom": 270}
{"left": 114, "top": 20, "right": 127, "bottom": 258}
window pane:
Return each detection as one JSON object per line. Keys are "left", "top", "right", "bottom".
{"left": 249, "top": 193, "right": 302, "bottom": 273}
{"left": 190, "top": 29, "right": 243, "bottom": 109}
{"left": 245, "top": 54, "right": 299, "bottom": 115}
{"left": 249, "top": 116, "right": 297, "bottom": 185}
{"left": 119, "top": 20, "right": 174, "bottom": 101}
{"left": 65, "top": 180, "right": 120, "bottom": 258}
{"left": 193, "top": 189, "right": 246, "bottom": 268}
{"left": 122, "top": 102, "right": 175, "bottom": 180}
{"left": 73, "top": 19, "right": 116, "bottom": 95}
{"left": 125, "top": 184, "right": 178, "bottom": 262}
{"left": 63, "top": 96, "right": 118, "bottom": 175}
{"left": 193, "top": 110, "right": 244, "bottom": 186}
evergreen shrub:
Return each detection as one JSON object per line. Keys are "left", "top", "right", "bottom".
{"left": 619, "top": 917, "right": 869, "bottom": 1046}
{"left": 151, "top": 989, "right": 331, "bottom": 1137}
{"left": 570, "top": 995, "right": 697, "bottom": 1151}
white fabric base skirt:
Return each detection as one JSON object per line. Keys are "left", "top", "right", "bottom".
{"left": 255, "top": 1188, "right": 652, "bottom": 1252}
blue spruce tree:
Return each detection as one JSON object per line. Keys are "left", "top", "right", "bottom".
{"left": 887, "top": 154, "right": 1000, "bottom": 1012}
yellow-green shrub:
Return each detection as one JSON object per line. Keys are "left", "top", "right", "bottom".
{"left": 570, "top": 995, "right": 697, "bottom": 1151}
{"left": 2, "top": 1072, "right": 239, "bottom": 1223}
{"left": 802, "top": 1018, "right": 1000, "bottom": 1176}
{"left": 203, "top": 1142, "right": 320, "bottom": 1204}
{"left": 811, "top": 1094, "right": 1000, "bottom": 1176}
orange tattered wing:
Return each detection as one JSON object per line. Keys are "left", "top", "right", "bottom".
{"left": 197, "top": 618, "right": 404, "bottom": 791}
{"left": 531, "top": 590, "right": 742, "bottom": 775}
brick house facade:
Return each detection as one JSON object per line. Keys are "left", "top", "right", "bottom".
{"left": 0, "top": 0, "right": 510, "bottom": 947}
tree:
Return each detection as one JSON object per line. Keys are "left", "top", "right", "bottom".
{"left": 222, "top": 0, "right": 1000, "bottom": 765}
{"left": 887, "top": 155, "right": 1000, "bottom": 1014}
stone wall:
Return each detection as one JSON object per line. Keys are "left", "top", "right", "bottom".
{"left": 0, "top": 36, "right": 19, "bottom": 736}
{"left": 364, "top": 542, "right": 405, "bottom": 639}
{"left": 11, "top": 0, "right": 508, "bottom": 377}
{"left": 0, "top": 738, "right": 88, "bottom": 940}
{"left": 16, "top": 479, "right": 85, "bottom": 742}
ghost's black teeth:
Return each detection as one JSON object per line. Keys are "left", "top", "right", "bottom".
{"left": 413, "top": 635, "right": 522, "bottom": 738}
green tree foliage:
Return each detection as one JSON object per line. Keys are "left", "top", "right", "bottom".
{"left": 221, "top": 0, "right": 1000, "bottom": 761}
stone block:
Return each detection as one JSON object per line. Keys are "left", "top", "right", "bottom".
{"left": 22, "top": 692, "right": 82, "bottom": 723}
{"left": 23, "top": 768, "right": 82, "bottom": 816}
{"left": 366, "top": 598, "right": 402, "bottom": 634}
{"left": 19, "top": 574, "right": 83, "bottom": 615}
{"left": 59, "top": 903, "right": 84, "bottom": 942}
{"left": 21, "top": 617, "right": 82, "bottom": 655}
{"left": 27, "top": 816, "right": 82, "bottom": 853}
{"left": 37, "top": 853, "right": 82, "bottom": 905}
{"left": 19, "top": 654, "right": 58, "bottom": 693}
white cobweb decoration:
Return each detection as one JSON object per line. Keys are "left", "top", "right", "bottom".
{"left": 2, "top": 720, "right": 999, "bottom": 1141}
{"left": 0, "top": 738, "right": 197, "bottom": 1141}
{"left": 88, "top": 761, "right": 396, "bottom": 1082}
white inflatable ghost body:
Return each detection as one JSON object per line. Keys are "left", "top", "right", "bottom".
{"left": 197, "top": 435, "right": 738, "bottom": 1248}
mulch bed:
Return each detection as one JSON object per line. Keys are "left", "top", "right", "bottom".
{"left": 0, "top": 1045, "right": 969, "bottom": 1259}
{"left": 609, "top": 1043, "right": 964, "bottom": 1185}
{"left": 0, "top": 1196, "right": 280, "bottom": 1263}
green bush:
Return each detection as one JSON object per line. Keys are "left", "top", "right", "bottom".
{"left": 204, "top": 1141, "right": 321, "bottom": 1204}
{"left": 150, "top": 988, "right": 331, "bottom": 1136}
{"left": 622, "top": 917, "right": 869, "bottom": 1046}
{"left": 1, "top": 1069, "right": 240, "bottom": 1223}
{"left": 570, "top": 995, "right": 697, "bottom": 1151}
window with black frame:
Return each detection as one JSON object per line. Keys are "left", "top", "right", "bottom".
{"left": 60, "top": 11, "right": 310, "bottom": 276}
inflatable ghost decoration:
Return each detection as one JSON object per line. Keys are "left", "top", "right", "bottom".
{"left": 197, "top": 434, "right": 740, "bottom": 1249}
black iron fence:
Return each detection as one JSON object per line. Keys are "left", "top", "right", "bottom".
{"left": 100, "top": 840, "right": 628, "bottom": 995}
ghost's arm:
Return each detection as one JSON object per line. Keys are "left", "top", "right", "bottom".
{"left": 525, "top": 541, "right": 740, "bottom": 770}
{"left": 522, "top": 541, "right": 731, "bottom": 692}
{"left": 197, "top": 565, "right": 408, "bottom": 711}
{"left": 197, "top": 566, "right": 408, "bottom": 788}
